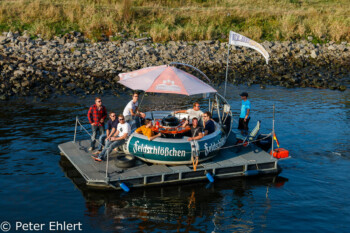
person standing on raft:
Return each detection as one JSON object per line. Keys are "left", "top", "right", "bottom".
{"left": 238, "top": 92, "right": 250, "bottom": 135}
{"left": 87, "top": 97, "right": 107, "bottom": 151}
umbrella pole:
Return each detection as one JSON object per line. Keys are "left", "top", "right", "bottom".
{"left": 138, "top": 92, "right": 145, "bottom": 111}
{"left": 224, "top": 44, "right": 231, "bottom": 98}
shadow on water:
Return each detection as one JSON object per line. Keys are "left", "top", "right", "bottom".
{"left": 59, "top": 156, "right": 289, "bottom": 232}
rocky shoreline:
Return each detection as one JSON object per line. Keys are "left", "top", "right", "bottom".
{"left": 0, "top": 32, "right": 349, "bottom": 100}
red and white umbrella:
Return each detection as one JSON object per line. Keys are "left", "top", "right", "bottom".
{"left": 118, "top": 65, "right": 216, "bottom": 96}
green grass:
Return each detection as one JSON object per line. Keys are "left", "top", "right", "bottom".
{"left": 0, "top": 0, "right": 349, "bottom": 42}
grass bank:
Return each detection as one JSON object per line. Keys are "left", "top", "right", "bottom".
{"left": 0, "top": 0, "right": 349, "bottom": 42}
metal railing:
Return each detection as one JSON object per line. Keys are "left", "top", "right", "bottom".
{"left": 73, "top": 117, "right": 110, "bottom": 182}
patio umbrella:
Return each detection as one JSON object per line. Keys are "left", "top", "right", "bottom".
{"left": 118, "top": 65, "right": 217, "bottom": 96}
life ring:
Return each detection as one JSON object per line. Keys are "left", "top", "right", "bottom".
{"left": 115, "top": 154, "right": 136, "bottom": 168}
{"left": 161, "top": 115, "right": 180, "bottom": 127}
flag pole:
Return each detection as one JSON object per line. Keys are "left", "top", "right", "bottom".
{"left": 224, "top": 43, "right": 230, "bottom": 98}
{"left": 271, "top": 104, "right": 275, "bottom": 157}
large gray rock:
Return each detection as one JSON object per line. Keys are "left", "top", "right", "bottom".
{"left": 58, "top": 38, "right": 66, "bottom": 45}
{"left": 17, "top": 36, "right": 28, "bottom": 42}
{"left": 126, "top": 41, "right": 136, "bottom": 47}
{"left": 42, "top": 47, "right": 49, "bottom": 55}
{"left": 310, "top": 50, "right": 318, "bottom": 59}
{"left": 328, "top": 45, "right": 336, "bottom": 51}
{"left": 338, "top": 45, "right": 347, "bottom": 51}
{"left": 14, "top": 83, "right": 21, "bottom": 88}
{"left": 14, "top": 70, "right": 24, "bottom": 76}
{"left": 21, "top": 80, "right": 29, "bottom": 87}
{"left": 108, "top": 45, "right": 117, "bottom": 52}
{"left": 73, "top": 50, "right": 81, "bottom": 56}
{"left": 0, "top": 36, "right": 9, "bottom": 44}
{"left": 35, "top": 70, "right": 43, "bottom": 76}
{"left": 96, "top": 51, "right": 103, "bottom": 58}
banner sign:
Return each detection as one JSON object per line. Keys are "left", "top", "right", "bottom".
{"left": 229, "top": 31, "right": 270, "bottom": 64}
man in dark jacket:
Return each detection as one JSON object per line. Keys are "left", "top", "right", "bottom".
{"left": 203, "top": 111, "right": 215, "bottom": 136}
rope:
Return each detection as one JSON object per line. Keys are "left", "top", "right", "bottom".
{"left": 192, "top": 155, "right": 199, "bottom": 171}
{"left": 211, "top": 133, "right": 272, "bottom": 151}
{"left": 183, "top": 133, "right": 272, "bottom": 155}
{"left": 231, "top": 115, "right": 239, "bottom": 124}
{"left": 190, "top": 128, "right": 200, "bottom": 171}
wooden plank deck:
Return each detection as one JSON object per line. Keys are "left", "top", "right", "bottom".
{"left": 58, "top": 134, "right": 279, "bottom": 190}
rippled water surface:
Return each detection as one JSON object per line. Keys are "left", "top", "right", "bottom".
{"left": 0, "top": 85, "right": 349, "bottom": 232}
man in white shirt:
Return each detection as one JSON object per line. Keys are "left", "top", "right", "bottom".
{"left": 123, "top": 92, "right": 144, "bottom": 127}
{"left": 92, "top": 114, "right": 131, "bottom": 161}
{"left": 174, "top": 102, "right": 203, "bottom": 121}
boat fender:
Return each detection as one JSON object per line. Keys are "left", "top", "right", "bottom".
{"left": 205, "top": 172, "right": 214, "bottom": 183}
{"left": 244, "top": 170, "right": 259, "bottom": 176}
{"left": 119, "top": 182, "right": 130, "bottom": 192}
{"left": 271, "top": 148, "right": 289, "bottom": 159}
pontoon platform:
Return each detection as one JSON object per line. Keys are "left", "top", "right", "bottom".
{"left": 58, "top": 133, "right": 280, "bottom": 191}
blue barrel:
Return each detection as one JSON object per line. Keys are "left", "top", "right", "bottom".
{"left": 206, "top": 173, "right": 214, "bottom": 183}
{"left": 119, "top": 182, "right": 130, "bottom": 192}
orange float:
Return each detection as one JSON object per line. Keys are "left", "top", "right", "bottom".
{"left": 271, "top": 148, "right": 289, "bottom": 159}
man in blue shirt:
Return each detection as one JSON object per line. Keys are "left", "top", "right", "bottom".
{"left": 238, "top": 92, "right": 250, "bottom": 135}
{"left": 93, "top": 112, "right": 119, "bottom": 154}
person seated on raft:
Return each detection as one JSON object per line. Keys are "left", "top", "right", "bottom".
{"left": 93, "top": 112, "right": 119, "bottom": 154}
{"left": 203, "top": 111, "right": 215, "bottom": 136}
{"left": 92, "top": 114, "right": 131, "bottom": 162}
{"left": 123, "top": 92, "right": 145, "bottom": 128}
{"left": 174, "top": 102, "right": 203, "bottom": 121}
{"left": 182, "top": 117, "right": 203, "bottom": 141}
{"left": 135, "top": 118, "right": 161, "bottom": 141}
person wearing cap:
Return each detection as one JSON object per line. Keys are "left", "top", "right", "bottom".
{"left": 238, "top": 92, "right": 250, "bottom": 135}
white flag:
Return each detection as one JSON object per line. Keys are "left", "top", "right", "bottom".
{"left": 229, "top": 31, "right": 270, "bottom": 64}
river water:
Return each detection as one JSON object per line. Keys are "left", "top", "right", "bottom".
{"left": 0, "top": 85, "right": 349, "bottom": 232}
